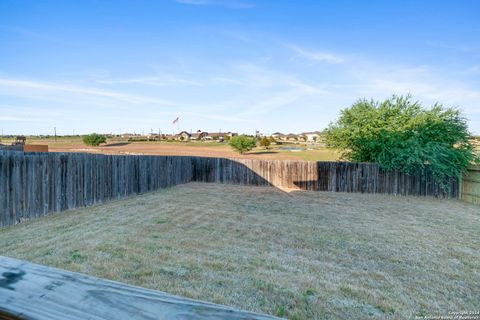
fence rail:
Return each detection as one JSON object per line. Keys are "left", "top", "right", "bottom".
{"left": 0, "top": 153, "right": 461, "bottom": 227}
{"left": 0, "top": 256, "right": 279, "bottom": 320}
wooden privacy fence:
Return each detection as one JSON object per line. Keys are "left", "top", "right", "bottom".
{"left": 191, "top": 157, "right": 459, "bottom": 197}
{"left": 0, "top": 153, "right": 193, "bottom": 227}
{"left": 461, "top": 165, "right": 480, "bottom": 205}
{"left": 191, "top": 157, "right": 318, "bottom": 189}
{"left": 317, "top": 162, "right": 458, "bottom": 196}
{"left": 0, "top": 153, "right": 460, "bottom": 227}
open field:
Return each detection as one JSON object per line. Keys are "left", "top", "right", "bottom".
{"left": 0, "top": 136, "right": 340, "bottom": 161}
{"left": 1, "top": 183, "right": 478, "bottom": 319}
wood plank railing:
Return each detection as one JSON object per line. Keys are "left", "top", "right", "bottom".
{"left": 0, "top": 256, "right": 280, "bottom": 320}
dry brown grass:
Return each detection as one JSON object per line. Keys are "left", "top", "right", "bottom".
{"left": 8, "top": 136, "right": 339, "bottom": 161}
{"left": 1, "top": 183, "right": 479, "bottom": 319}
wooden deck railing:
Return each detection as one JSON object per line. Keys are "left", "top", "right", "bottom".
{"left": 0, "top": 256, "right": 280, "bottom": 320}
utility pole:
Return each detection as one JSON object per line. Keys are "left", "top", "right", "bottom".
{"left": 54, "top": 127, "right": 57, "bottom": 142}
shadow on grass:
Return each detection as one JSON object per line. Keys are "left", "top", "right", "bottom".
{"left": 191, "top": 157, "right": 318, "bottom": 193}
{"left": 248, "top": 151, "right": 279, "bottom": 155}
{"left": 103, "top": 142, "right": 131, "bottom": 147}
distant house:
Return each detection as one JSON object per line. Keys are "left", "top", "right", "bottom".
{"left": 176, "top": 131, "right": 191, "bottom": 141}
{"left": 163, "top": 134, "right": 175, "bottom": 140}
{"left": 145, "top": 134, "right": 160, "bottom": 141}
{"left": 173, "top": 130, "right": 237, "bottom": 142}
{"left": 301, "top": 131, "right": 322, "bottom": 143}
{"left": 270, "top": 132, "right": 286, "bottom": 143}
{"left": 205, "top": 132, "right": 237, "bottom": 142}
{"left": 120, "top": 133, "right": 137, "bottom": 139}
{"left": 190, "top": 130, "right": 209, "bottom": 141}
{"left": 284, "top": 134, "right": 299, "bottom": 142}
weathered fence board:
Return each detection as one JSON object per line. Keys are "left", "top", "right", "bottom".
{"left": 461, "top": 165, "right": 480, "bottom": 205}
{"left": 190, "top": 157, "right": 458, "bottom": 197}
{"left": 0, "top": 153, "right": 193, "bottom": 227}
{"left": 0, "top": 256, "right": 280, "bottom": 320}
{"left": 0, "top": 153, "right": 460, "bottom": 227}
{"left": 314, "top": 161, "right": 458, "bottom": 197}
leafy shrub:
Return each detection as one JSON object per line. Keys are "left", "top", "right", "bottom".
{"left": 229, "top": 135, "right": 257, "bottom": 154}
{"left": 325, "top": 95, "right": 479, "bottom": 186}
{"left": 259, "top": 137, "right": 271, "bottom": 149}
{"left": 82, "top": 133, "right": 106, "bottom": 146}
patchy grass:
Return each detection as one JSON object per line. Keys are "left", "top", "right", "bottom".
{"left": 1, "top": 183, "right": 479, "bottom": 319}
{"left": 249, "top": 144, "right": 339, "bottom": 161}
{"left": 277, "top": 148, "right": 340, "bottom": 161}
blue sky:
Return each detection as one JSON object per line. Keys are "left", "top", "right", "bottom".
{"left": 1, "top": 0, "right": 479, "bottom": 135}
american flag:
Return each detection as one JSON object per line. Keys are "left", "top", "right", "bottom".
{"left": 172, "top": 117, "right": 179, "bottom": 124}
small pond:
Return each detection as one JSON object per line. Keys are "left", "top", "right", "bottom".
{"left": 279, "top": 147, "right": 305, "bottom": 152}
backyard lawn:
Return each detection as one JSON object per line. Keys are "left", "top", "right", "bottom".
{"left": 0, "top": 183, "right": 478, "bottom": 319}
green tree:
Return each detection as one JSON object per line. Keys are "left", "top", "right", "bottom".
{"left": 259, "top": 137, "right": 271, "bottom": 149}
{"left": 325, "top": 95, "right": 479, "bottom": 184}
{"left": 229, "top": 135, "right": 257, "bottom": 154}
{"left": 82, "top": 133, "right": 106, "bottom": 146}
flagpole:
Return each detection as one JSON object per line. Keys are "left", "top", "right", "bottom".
{"left": 172, "top": 117, "right": 180, "bottom": 137}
